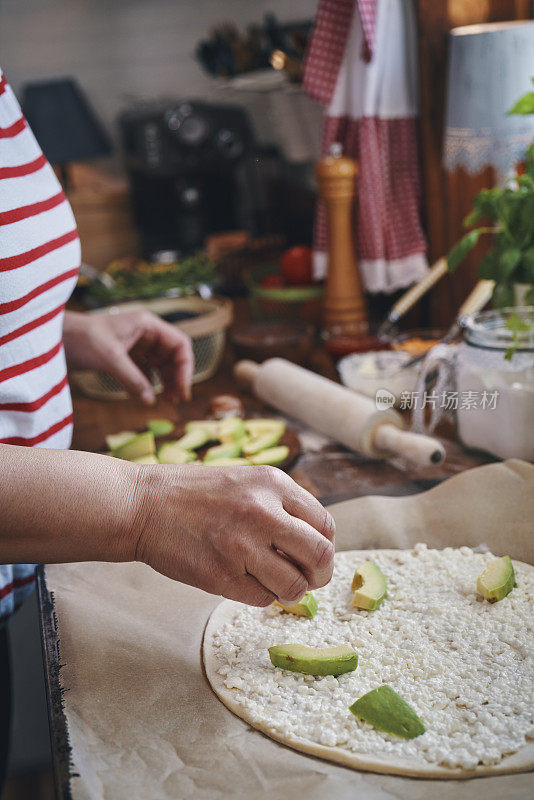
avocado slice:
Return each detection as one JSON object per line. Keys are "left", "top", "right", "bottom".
{"left": 218, "top": 417, "right": 247, "bottom": 443}
{"left": 248, "top": 445, "right": 289, "bottom": 466}
{"left": 242, "top": 430, "right": 284, "bottom": 456}
{"left": 244, "top": 418, "right": 285, "bottom": 438}
{"left": 351, "top": 562, "right": 387, "bottom": 611}
{"left": 274, "top": 591, "right": 318, "bottom": 618}
{"left": 157, "top": 443, "right": 196, "bottom": 464}
{"left": 204, "top": 457, "right": 250, "bottom": 467}
{"left": 105, "top": 431, "right": 136, "bottom": 451}
{"left": 147, "top": 419, "right": 174, "bottom": 436}
{"left": 133, "top": 455, "right": 159, "bottom": 465}
{"left": 176, "top": 428, "right": 212, "bottom": 451}
{"left": 477, "top": 555, "right": 516, "bottom": 602}
{"left": 268, "top": 644, "right": 358, "bottom": 676}
{"left": 113, "top": 431, "right": 155, "bottom": 460}
{"left": 184, "top": 420, "right": 220, "bottom": 438}
{"left": 349, "top": 685, "right": 426, "bottom": 739}
{"left": 204, "top": 441, "right": 242, "bottom": 463}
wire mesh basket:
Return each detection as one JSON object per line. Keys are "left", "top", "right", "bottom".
{"left": 71, "top": 296, "right": 233, "bottom": 400}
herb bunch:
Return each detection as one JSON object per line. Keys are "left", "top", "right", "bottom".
{"left": 447, "top": 79, "right": 534, "bottom": 308}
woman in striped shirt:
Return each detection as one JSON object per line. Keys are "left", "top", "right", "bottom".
{"left": 0, "top": 71, "right": 335, "bottom": 786}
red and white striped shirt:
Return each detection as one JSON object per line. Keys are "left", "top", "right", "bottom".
{"left": 0, "top": 69, "right": 80, "bottom": 621}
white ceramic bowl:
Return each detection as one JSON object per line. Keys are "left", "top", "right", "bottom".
{"left": 337, "top": 350, "right": 420, "bottom": 403}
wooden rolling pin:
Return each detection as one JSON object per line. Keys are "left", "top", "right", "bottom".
{"left": 234, "top": 358, "right": 445, "bottom": 467}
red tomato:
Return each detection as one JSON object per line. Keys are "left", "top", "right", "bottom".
{"left": 280, "top": 246, "right": 313, "bottom": 285}
{"left": 260, "top": 273, "right": 284, "bottom": 288}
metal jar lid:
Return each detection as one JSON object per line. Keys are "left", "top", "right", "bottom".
{"left": 464, "top": 307, "right": 534, "bottom": 352}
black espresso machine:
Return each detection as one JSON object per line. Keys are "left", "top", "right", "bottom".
{"left": 119, "top": 100, "right": 265, "bottom": 258}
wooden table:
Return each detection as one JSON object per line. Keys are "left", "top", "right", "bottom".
{"left": 71, "top": 336, "right": 492, "bottom": 502}
{"left": 42, "top": 329, "right": 492, "bottom": 798}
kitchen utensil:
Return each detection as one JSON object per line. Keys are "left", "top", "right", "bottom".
{"left": 378, "top": 257, "right": 448, "bottom": 340}
{"left": 315, "top": 144, "right": 368, "bottom": 336}
{"left": 400, "top": 279, "right": 495, "bottom": 370}
{"left": 234, "top": 358, "right": 445, "bottom": 467}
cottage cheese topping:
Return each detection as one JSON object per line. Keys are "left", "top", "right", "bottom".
{"left": 209, "top": 546, "right": 534, "bottom": 770}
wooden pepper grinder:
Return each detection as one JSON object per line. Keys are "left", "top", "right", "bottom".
{"left": 315, "top": 143, "right": 368, "bottom": 335}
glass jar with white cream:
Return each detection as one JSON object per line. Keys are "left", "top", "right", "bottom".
{"left": 455, "top": 308, "right": 534, "bottom": 460}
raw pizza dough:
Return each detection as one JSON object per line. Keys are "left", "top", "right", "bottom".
{"left": 203, "top": 548, "right": 534, "bottom": 779}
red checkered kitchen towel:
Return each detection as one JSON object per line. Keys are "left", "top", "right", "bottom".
{"left": 304, "top": 0, "right": 428, "bottom": 294}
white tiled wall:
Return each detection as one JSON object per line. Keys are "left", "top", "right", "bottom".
{"left": 0, "top": 0, "right": 319, "bottom": 153}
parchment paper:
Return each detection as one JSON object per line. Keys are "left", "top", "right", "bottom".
{"left": 45, "top": 459, "right": 534, "bottom": 800}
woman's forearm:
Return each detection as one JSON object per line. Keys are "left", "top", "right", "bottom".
{"left": 0, "top": 444, "right": 138, "bottom": 565}
{"left": 0, "top": 444, "right": 336, "bottom": 607}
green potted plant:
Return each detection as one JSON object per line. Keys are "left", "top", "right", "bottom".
{"left": 447, "top": 80, "right": 534, "bottom": 309}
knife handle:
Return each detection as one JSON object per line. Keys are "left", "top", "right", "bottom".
{"left": 457, "top": 280, "right": 495, "bottom": 321}
{"left": 389, "top": 258, "right": 448, "bottom": 321}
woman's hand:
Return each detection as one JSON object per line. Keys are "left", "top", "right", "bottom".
{"left": 1, "top": 445, "right": 335, "bottom": 607}
{"left": 133, "top": 464, "right": 335, "bottom": 606}
{"left": 63, "top": 309, "right": 194, "bottom": 403}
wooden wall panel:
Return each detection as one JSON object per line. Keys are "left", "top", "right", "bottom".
{"left": 416, "top": 0, "right": 532, "bottom": 327}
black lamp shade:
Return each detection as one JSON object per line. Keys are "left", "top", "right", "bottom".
{"left": 21, "top": 77, "right": 112, "bottom": 164}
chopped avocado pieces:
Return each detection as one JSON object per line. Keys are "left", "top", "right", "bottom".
{"left": 351, "top": 561, "right": 387, "bottom": 611}
{"left": 176, "top": 428, "right": 211, "bottom": 451}
{"left": 147, "top": 419, "right": 174, "bottom": 436}
{"left": 105, "top": 417, "right": 289, "bottom": 468}
{"left": 184, "top": 420, "right": 220, "bottom": 438}
{"left": 133, "top": 455, "right": 159, "bottom": 465}
{"left": 249, "top": 445, "right": 289, "bottom": 466}
{"left": 113, "top": 431, "right": 155, "bottom": 460}
{"left": 349, "top": 685, "right": 425, "bottom": 739}
{"left": 268, "top": 644, "right": 358, "bottom": 676}
{"left": 204, "top": 441, "right": 242, "bottom": 463}
{"left": 274, "top": 592, "right": 318, "bottom": 618}
{"left": 244, "top": 418, "right": 285, "bottom": 438}
{"left": 157, "top": 443, "right": 196, "bottom": 464}
{"left": 105, "top": 431, "right": 136, "bottom": 451}
{"left": 242, "top": 429, "right": 283, "bottom": 456}
{"left": 218, "top": 417, "right": 247, "bottom": 443}
{"left": 477, "top": 555, "right": 516, "bottom": 602}
{"left": 205, "top": 457, "right": 250, "bottom": 466}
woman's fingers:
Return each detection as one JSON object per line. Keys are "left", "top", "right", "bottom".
{"left": 220, "top": 573, "right": 276, "bottom": 607}
{"left": 282, "top": 482, "right": 335, "bottom": 543}
{"left": 246, "top": 546, "right": 309, "bottom": 605}
{"left": 273, "top": 515, "right": 334, "bottom": 590}
{"left": 106, "top": 346, "right": 156, "bottom": 405}
{"left": 143, "top": 316, "right": 194, "bottom": 401}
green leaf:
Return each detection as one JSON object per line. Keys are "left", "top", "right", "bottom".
{"left": 498, "top": 248, "right": 522, "bottom": 281}
{"left": 508, "top": 92, "right": 534, "bottom": 115}
{"left": 505, "top": 312, "right": 531, "bottom": 334}
{"left": 447, "top": 229, "right": 484, "bottom": 273}
{"left": 519, "top": 248, "right": 534, "bottom": 283}
{"left": 463, "top": 189, "right": 500, "bottom": 226}
{"left": 478, "top": 252, "right": 498, "bottom": 281}
{"left": 463, "top": 207, "right": 484, "bottom": 227}
{"left": 492, "top": 282, "right": 515, "bottom": 308}
{"left": 526, "top": 143, "right": 534, "bottom": 180}
{"left": 519, "top": 195, "right": 534, "bottom": 246}
{"left": 504, "top": 312, "right": 533, "bottom": 361}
